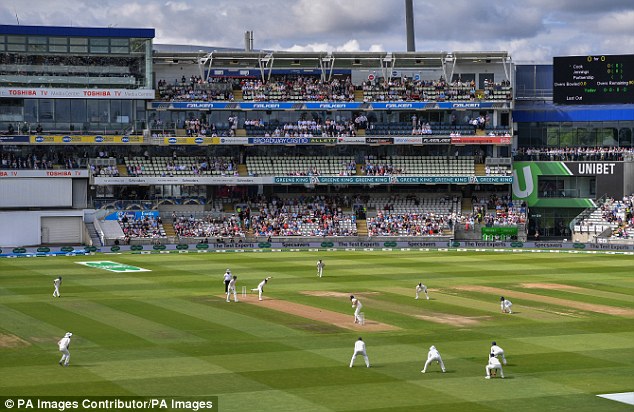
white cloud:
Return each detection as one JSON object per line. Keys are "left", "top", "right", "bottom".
{"left": 165, "top": 1, "right": 191, "bottom": 12}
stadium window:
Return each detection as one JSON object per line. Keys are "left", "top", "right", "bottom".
{"left": 70, "top": 100, "right": 87, "bottom": 124}
{"left": 49, "top": 37, "right": 68, "bottom": 45}
{"left": 69, "top": 38, "right": 88, "bottom": 45}
{"left": 28, "top": 36, "right": 47, "bottom": 44}
{"left": 618, "top": 128, "right": 632, "bottom": 147}
{"left": 70, "top": 45, "right": 88, "bottom": 53}
{"left": 576, "top": 127, "right": 591, "bottom": 146}
{"left": 49, "top": 37, "right": 68, "bottom": 53}
{"left": 0, "top": 43, "right": 4, "bottom": 52}
{"left": 90, "top": 38, "right": 109, "bottom": 46}
{"left": 110, "top": 100, "right": 122, "bottom": 123}
{"left": 7, "top": 43, "right": 26, "bottom": 52}
{"left": 55, "top": 100, "right": 71, "bottom": 123}
{"left": 546, "top": 124, "right": 559, "bottom": 147}
{"left": 598, "top": 127, "right": 618, "bottom": 146}
{"left": 110, "top": 46, "right": 129, "bottom": 54}
{"left": 28, "top": 44, "right": 47, "bottom": 52}
{"left": 24, "top": 100, "right": 38, "bottom": 123}
{"left": 49, "top": 45, "right": 68, "bottom": 53}
{"left": 7, "top": 35, "right": 26, "bottom": 44}
{"left": 120, "top": 100, "right": 133, "bottom": 123}
{"left": 87, "top": 100, "right": 100, "bottom": 122}
{"left": 90, "top": 46, "right": 109, "bottom": 54}
{"left": 111, "top": 38, "right": 129, "bottom": 47}
{"left": 39, "top": 99, "right": 54, "bottom": 121}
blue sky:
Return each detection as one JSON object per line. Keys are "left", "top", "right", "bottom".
{"left": 2, "top": 0, "right": 633, "bottom": 62}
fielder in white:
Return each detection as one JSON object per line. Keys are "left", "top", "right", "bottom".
{"left": 486, "top": 353, "right": 505, "bottom": 378}
{"left": 226, "top": 276, "right": 238, "bottom": 302}
{"left": 349, "top": 337, "right": 370, "bottom": 367}
{"left": 350, "top": 295, "right": 363, "bottom": 324}
{"left": 415, "top": 283, "right": 429, "bottom": 300}
{"left": 422, "top": 345, "right": 446, "bottom": 373}
{"left": 316, "top": 259, "right": 325, "bottom": 278}
{"left": 57, "top": 332, "right": 72, "bottom": 367}
{"left": 53, "top": 276, "right": 62, "bottom": 297}
{"left": 500, "top": 296, "right": 513, "bottom": 313}
{"left": 490, "top": 341, "right": 507, "bottom": 365}
{"left": 251, "top": 276, "right": 272, "bottom": 301}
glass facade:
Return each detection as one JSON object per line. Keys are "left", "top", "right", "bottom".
{"left": 0, "top": 98, "right": 146, "bottom": 134}
{"left": 0, "top": 27, "right": 153, "bottom": 133}
{"left": 517, "top": 121, "right": 634, "bottom": 148}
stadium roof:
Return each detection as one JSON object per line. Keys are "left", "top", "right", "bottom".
{"left": 0, "top": 24, "right": 154, "bottom": 38}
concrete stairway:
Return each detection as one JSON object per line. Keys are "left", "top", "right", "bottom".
{"left": 461, "top": 197, "right": 473, "bottom": 214}
{"left": 237, "top": 164, "right": 248, "bottom": 176}
{"left": 85, "top": 222, "right": 102, "bottom": 246}
{"left": 356, "top": 219, "right": 368, "bottom": 236}
{"left": 162, "top": 222, "right": 176, "bottom": 237}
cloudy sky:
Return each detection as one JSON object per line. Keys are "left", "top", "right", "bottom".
{"left": 2, "top": 0, "right": 633, "bottom": 62}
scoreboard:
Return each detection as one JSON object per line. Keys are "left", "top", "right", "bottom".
{"left": 553, "top": 54, "right": 634, "bottom": 105}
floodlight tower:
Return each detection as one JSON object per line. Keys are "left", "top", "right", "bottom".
{"left": 405, "top": 0, "right": 415, "bottom": 51}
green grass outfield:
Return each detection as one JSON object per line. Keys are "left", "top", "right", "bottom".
{"left": 1, "top": 250, "right": 633, "bottom": 412}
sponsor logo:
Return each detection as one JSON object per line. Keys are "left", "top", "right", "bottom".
{"left": 121, "top": 136, "right": 129, "bottom": 143}
{"left": 534, "top": 242, "right": 563, "bottom": 248}
{"left": 62, "top": 136, "right": 72, "bottom": 143}
{"left": 282, "top": 242, "right": 311, "bottom": 248}
{"left": 385, "top": 103, "right": 413, "bottom": 109}
{"left": 336, "top": 242, "right": 380, "bottom": 247}
{"left": 194, "top": 137, "right": 204, "bottom": 144}
{"left": 452, "top": 103, "right": 481, "bottom": 108}
{"left": 168, "top": 138, "right": 178, "bottom": 144}
{"left": 576, "top": 163, "right": 616, "bottom": 175}
{"left": 94, "top": 136, "right": 104, "bottom": 143}
{"left": 318, "top": 103, "right": 348, "bottom": 109}
{"left": 366, "top": 137, "right": 393, "bottom": 144}
{"left": 77, "top": 261, "right": 151, "bottom": 272}
{"left": 407, "top": 242, "right": 437, "bottom": 247}
{"left": 35, "top": 136, "right": 45, "bottom": 143}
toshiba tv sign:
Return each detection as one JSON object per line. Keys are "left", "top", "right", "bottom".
{"left": 0, "top": 88, "right": 155, "bottom": 99}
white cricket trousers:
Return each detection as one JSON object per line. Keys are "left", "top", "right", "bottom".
{"left": 423, "top": 355, "right": 445, "bottom": 372}
{"left": 59, "top": 348, "right": 70, "bottom": 366}
{"left": 350, "top": 350, "right": 370, "bottom": 367}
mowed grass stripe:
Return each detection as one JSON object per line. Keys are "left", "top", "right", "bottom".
{"left": 144, "top": 296, "right": 311, "bottom": 341}
{"left": 517, "top": 282, "right": 634, "bottom": 303}
{"left": 456, "top": 285, "right": 634, "bottom": 317}
{"left": 52, "top": 299, "right": 208, "bottom": 344}
{"left": 513, "top": 284, "right": 634, "bottom": 307}
{"left": 6, "top": 302, "right": 151, "bottom": 348}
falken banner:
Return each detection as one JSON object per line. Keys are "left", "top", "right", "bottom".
{"left": 150, "top": 101, "right": 501, "bottom": 110}
{"left": 512, "top": 161, "right": 624, "bottom": 207}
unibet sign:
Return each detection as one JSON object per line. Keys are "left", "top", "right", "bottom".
{"left": 76, "top": 261, "right": 151, "bottom": 272}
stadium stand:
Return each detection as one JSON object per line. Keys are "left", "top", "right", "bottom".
{"left": 246, "top": 155, "right": 356, "bottom": 176}
{"left": 123, "top": 156, "right": 237, "bottom": 177}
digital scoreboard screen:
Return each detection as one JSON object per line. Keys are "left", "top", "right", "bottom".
{"left": 553, "top": 54, "right": 634, "bottom": 104}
